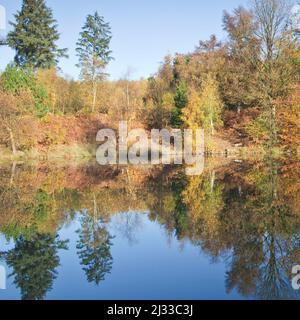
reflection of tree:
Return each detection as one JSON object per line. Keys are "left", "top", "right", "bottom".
{"left": 182, "top": 170, "right": 224, "bottom": 243}
{"left": 146, "top": 170, "right": 189, "bottom": 240}
{"left": 0, "top": 160, "right": 300, "bottom": 299}
{"left": 0, "top": 233, "right": 68, "bottom": 300}
{"left": 172, "top": 178, "right": 189, "bottom": 238}
{"left": 113, "top": 212, "right": 143, "bottom": 245}
{"left": 145, "top": 161, "right": 300, "bottom": 299}
{"left": 257, "top": 233, "right": 300, "bottom": 300}
{"left": 76, "top": 212, "right": 114, "bottom": 285}
{"left": 222, "top": 161, "right": 300, "bottom": 299}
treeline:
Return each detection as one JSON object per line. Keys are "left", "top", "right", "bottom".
{"left": 144, "top": 1, "right": 300, "bottom": 151}
{"left": 0, "top": 0, "right": 300, "bottom": 155}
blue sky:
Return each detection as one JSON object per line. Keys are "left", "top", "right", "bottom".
{"left": 0, "top": 0, "right": 250, "bottom": 80}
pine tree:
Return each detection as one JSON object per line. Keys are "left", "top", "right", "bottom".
{"left": 76, "top": 12, "right": 113, "bottom": 112}
{"left": 76, "top": 214, "right": 113, "bottom": 285}
{"left": 0, "top": 233, "right": 68, "bottom": 300}
{"left": 7, "top": 0, "right": 68, "bottom": 69}
{"left": 171, "top": 81, "right": 188, "bottom": 128}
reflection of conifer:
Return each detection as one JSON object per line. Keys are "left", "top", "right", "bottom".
{"left": 0, "top": 233, "right": 68, "bottom": 300}
{"left": 76, "top": 213, "right": 114, "bottom": 285}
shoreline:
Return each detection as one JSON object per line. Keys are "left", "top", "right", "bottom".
{"left": 0, "top": 143, "right": 297, "bottom": 164}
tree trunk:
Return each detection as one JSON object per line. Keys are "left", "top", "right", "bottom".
{"left": 10, "top": 161, "right": 17, "bottom": 185}
{"left": 7, "top": 126, "right": 17, "bottom": 155}
{"left": 92, "top": 81, "right": 97, "bottom": 113}
{"left": 93, "top": 193, "right": 98, "bottom": 225}
{"left": 210, "top": 116, "right": 215, "bottom": 136}
{"left": 126, "top": 82, "right": 130, "bottom": 122}
{"left": 271, "top": 104, "right": 277, "bottom": 146}
{"left": 210, "top": 170, "right": 215, "bottom": 192}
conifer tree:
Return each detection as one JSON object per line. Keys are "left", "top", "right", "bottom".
{"left": 171, "top": 81, "right": 188, "bottom": 128}
{"left": 76, "top": 12, "right": 113, "bottom": 112}
{"left": 76, "top": 214, "right": 113, "bottom": 285}
{"left": 7, "top": 0, "right": 68, "bottom": 69}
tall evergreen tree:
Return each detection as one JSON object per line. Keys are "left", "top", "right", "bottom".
{"left": 7, "top": 0, "right": 68, "bottom": 69}
{"left": 171, "top": 81, "right": 188, "bottom": 128}
{"left": 76, "top": 12, "right": 113, "bottom": 112}
{"left": 0, "top": 233, "right": 68, "bottom": 300}
{"left": 76, "top": 213, "right": 114, "bottom": 285}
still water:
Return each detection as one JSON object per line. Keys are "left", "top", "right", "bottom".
{"left": 0, "top": 158, "right": 299, "bottom": 300}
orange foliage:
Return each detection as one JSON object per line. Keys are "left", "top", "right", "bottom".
{"left": 277, "top": 85, "right": 300, "bottom": 150}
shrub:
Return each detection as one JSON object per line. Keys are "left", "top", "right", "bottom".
{"left": 245, "top": 113, "right": 269, "bottom": 144}
{"left": 1, "top": 65, "right": 49, "bottom": 117}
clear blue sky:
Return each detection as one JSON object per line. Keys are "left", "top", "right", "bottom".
{"left": 0, "top": 0, "right": 249, "bottom": 80}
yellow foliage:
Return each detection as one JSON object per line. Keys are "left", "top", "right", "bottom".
{"left": 182, "top": 74, "right": 223, "bottom": 135}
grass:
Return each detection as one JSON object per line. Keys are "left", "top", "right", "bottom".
{"left": 0, "top": 144, "right": 95, "bottom": 164}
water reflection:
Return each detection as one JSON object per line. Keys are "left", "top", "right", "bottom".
{"left": 76, "top": 212, "right": 114, "bottom": 285}
{"left": 0, "top": 233, "right": 68, "bottom": 300}
{"left": 0, "top": 159, "right": 299, "bottom": 300}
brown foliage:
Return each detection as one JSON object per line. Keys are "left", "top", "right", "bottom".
{"left": 277, "top": 85, "right": 300, "bottom": 149}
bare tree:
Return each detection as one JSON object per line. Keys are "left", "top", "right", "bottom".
{"left": 252, "top": 0, "right": 293, "bottom": 61}
{"left": 251, "top": 0, "right": 296, "bottom": 147}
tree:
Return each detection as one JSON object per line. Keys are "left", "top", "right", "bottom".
{"left": 76, "top": 12, "right": 113, "bottom": 112}
{"left": 0, "top": 92, "right": 21, "bottom": 155}
{"left": 181, "top": 88, "right": 202, "bottom": 131}
{"left": 182, "top": 75, "right": 223, "bottom": 136}
{"left": 0, "top": 233, "right": 68, "bottom": 300}
{"left": 196, "top": 34, "right": 222, "bottom": 54}
{"left": 251, "top": 0, "right": 297, "bottom": 146}
{"left": 144, "top": 55, "right": 175, "bottom": 129}
{"left": 7, "top": 0, "right": 68, "bottom": 69}
{"left": 221, "top": 7, "right": 261, "bottom": 109}
{"left": 0, "top": 65, "right": 48, "bottom": 153}
{"left": 1, "top": 65, "right": 49, "bottom": 117}
{"left": 252, "top": 0, "right": 292, "bottom": 61}
{"left": 201, "top": 74, "right": 224, "bottom": 136}
{"left": 76, "top": 213, "right": 114, "bottom": 285}
{"left": 171, "top": 81, "right": 188, "bottom": 128}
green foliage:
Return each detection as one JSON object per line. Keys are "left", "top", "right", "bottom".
{"left": 0, "top": 233, "right": 68, "bottom": 300}
{"left": 76, "top": 11, "right": 113, "bottom": 111}
{"left": 0, "top": 223, "right": 37, "bottom": 242}
{"left": 1, "top": 65, "right": 35, "bottom": 94}
{"left": 1, "top": 65, "right": 49, "bottom": 117}
{"left": 7, "top": 0, "right": 68, "bottom": 69}
{"left": 34, "top": 190, "right": 50, "bottom": 221}
{"left": 245, "top": 113, "right": 269, "bottom": 143}
{"left": 76, "top": 213, "right": 114, "bottom": 285}
{"left": 182, "top": 75, "right": 223, "bottom": 136}
{"left": 34, "top": 85, "right": 49, "bottom": 117}
{"left": 171, "top": 177, "right": 189, "bottom": 238}
{"left": 171, "top": 81, "right": 188, "bottom": 128}
{"left": 76, "top": 11, "right": 113, "bottom": 81}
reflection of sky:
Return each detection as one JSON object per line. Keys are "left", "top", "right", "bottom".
{"left": 0, "top": 235, "right": 15, "bottom": 294}
{"left": 0, "top": 212, "right": 242, "bottom": 300}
